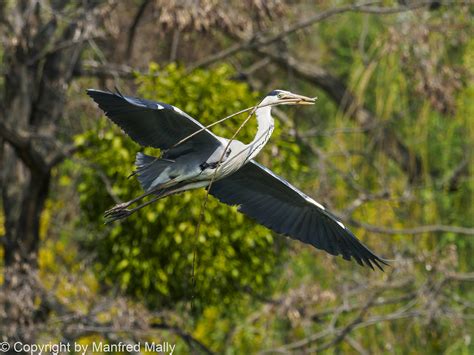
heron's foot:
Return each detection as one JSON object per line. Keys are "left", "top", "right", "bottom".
{"left": 108, "top": 202, "right": 131, "bottom": 211}
{"left": 104, "top": 203, "right": 133, "bottom": 224}
{"left": 104, "top": 202, "right": 130, "bottom": 216}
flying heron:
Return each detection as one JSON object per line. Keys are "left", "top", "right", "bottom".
{"left": 87, "top": 89, "right": 387, "bottom": 270}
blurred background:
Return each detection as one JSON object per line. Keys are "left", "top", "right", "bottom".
{"left": 0, "top": 0, "right": 472, "bottom": 353}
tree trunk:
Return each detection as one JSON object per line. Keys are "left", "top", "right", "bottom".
{"left": 0, "top": 1, "right": 90, "bottom": 345}
{"left": 3, "top": 154, "right": 50, "bottom": 266}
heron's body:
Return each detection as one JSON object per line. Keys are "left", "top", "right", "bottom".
{"left": 133, "top": 96, "right": 275, "bottom": 196}
{"left": 88, "top": 89, "right": 387, "bottom": 270}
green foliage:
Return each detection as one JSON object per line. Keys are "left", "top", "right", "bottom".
{"left": 52, "top": 5, "right": 473, "bottom": 353}
{"left": 75, "top": 64, "right": 305, "bottom": 310}
{"left": 304, "top": 7, "right": 473, "bottom": 260}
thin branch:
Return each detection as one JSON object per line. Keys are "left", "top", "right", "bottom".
{"left": 150, "top": 322, "right": 214, "bottom": 355}
{"left": 443, "top": 156, "right": 470, "bottom": 192}
{"left": 314, "top": 290, "right": 382, "bottom": 352}
{"left": 346, "top": 336, "right": 370, "bottom": 355}
{"left": 349, "top": 219, "right": 474, "bottom": 236}
{"left": 32, "top": 275, "right": 215, "bottom": 355}
{"left": 46, "top": 142, "right": 83, "bottom": 169}
{"left": 125, "top": 0, "right": 152, "bottom": 61}
{"left": 311, "top": 293, "right": 416, "bottom": 321}
{"left": 189, "top": 102, "right": 263, "bottom": 308}
{"left": 27, "top": 34, "right": 100, "bottom": 65}
{"left": 445, "top": 272, "right": 474, "bottom": 282}
{"left": 61, "top": 323, "right": 214, "bottom": 355}
{"left": 171, "top": 98, "right": 310, "bottom": 149}
{"left": 169, "top": 29, "right": 180, "bottom": 62}
{"left": 263, "top": 297, "right": 421, "bottom": 353}
{"left": 74, "top": 60, "right": 142, "bottom": 79}
{"left": 75, "top": 159, "right": 123, "bottom": 204}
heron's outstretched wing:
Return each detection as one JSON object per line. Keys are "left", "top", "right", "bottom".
{"left": 209, "top": 160, "right": 387, "bottom": 270}
{"left": 87, "top": 89, "right": 222, "bottom": 152}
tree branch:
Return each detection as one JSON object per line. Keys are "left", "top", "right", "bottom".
{"left": 73, "top": 60, "right": 143, "bottom": 79}
{"left": 349, "top": 219, "right": 474, "bottom": 236}
{"left": 314, "top": 290, "right": 382, "bottom": 352}
{"left": 311, "top": 293, "right": 416, "bottom": 321}
{"left": 443, "top": 156, "right": 470, "bottom": 192}
{"left": 15, "top": 272, "right": 216, "bottom": 355}
{"left": 0, "top": 119, "right": 46, "bottom": 172}
{"left": 46, "top": 142, "right": 83, "bottom": 169}
{"left": 125, "top": 0, "right": 152, "bottom": 61}
{"left": 150, "top": 322, "right": 215, "bottom": 355}
{"left": 188, "top": 0, "right": 459, "bottom": 72}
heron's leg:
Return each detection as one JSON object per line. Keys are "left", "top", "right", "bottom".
{"left": 104, "top": 188, "right": 157, "bottom": 215}
{"left": 104, "top": 178, "right": 179, "bottom": 216}
{"left": 104, "top": 188, "right": 180, "bottom": 224}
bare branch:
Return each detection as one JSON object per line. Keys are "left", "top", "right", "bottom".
{"left": 27, "top": 33, "right": 101, "bottom": 65}
{"left": 125, "top": 0, "right": 152, "bottom": 61}
{"left": 311, "top": 293, "right": 416, "bottom": 321}
{"left": 315, "top": 290, "right": 382, "bottom": 352}
{"left": 46, "top": 142, "right": 83, "bottom": 169}
{"left": 349, "top": 219, "right": 474, "bottom": 236}
{"left": 443, "top": 156, "right": 470, "bottom": 192}
{"left": 444, "top": 272, "right": 474, "bottom": 282}
{"left": 74, "top": 60, "right": 142, "bottom": 79}
{"left": 62, "top": 322, "right": 215, "bottom": 355}
{"left": 74, "top": 159, "right": 123, "bottom": 204}
{"left": 150, "top": 322, "right": 215, "bottom": 355}
{"left": 346, "top": 335, "right": 370, "bottom": 355}
{"left": 2, "top": 263, "right": 214, "bottom": 355}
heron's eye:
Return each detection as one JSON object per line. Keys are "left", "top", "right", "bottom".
{"left": 277, "top": 93, "right": 284, "bottom": 99}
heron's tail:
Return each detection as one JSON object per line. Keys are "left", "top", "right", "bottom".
{"left": 134, "top": 152, "right": 174, "bottom": 192}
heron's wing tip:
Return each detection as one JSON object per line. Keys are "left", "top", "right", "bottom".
{"left": 86, "top": 88, "right": 116, "bottom": 98}
{"left": 364, "top": 255, "right": 390, "bottom": 272}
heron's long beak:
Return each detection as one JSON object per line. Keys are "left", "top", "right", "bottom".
{"left": 294, "top": 94, "right": 317, "bottom": 105}
{"left": 281, "top": 93, "right": 317, "bottom": 105}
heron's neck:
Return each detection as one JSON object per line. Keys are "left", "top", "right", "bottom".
{"left": 246, "top": 105, "right": 275, "bottom": 161}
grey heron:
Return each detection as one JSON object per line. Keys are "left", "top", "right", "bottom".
{"left": 87, "top": 89, "right": 387, "bottom": 270}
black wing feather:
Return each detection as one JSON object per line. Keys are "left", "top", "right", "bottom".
{"left": 209, "top": 160, "right": 387, "bottom": 270}
{"left": 87, "top": 89, "right": 221, "bottom": 152}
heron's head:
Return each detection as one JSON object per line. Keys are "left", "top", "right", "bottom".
{"left": 265, "top": 90, "right": 316, "bottom": 106}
